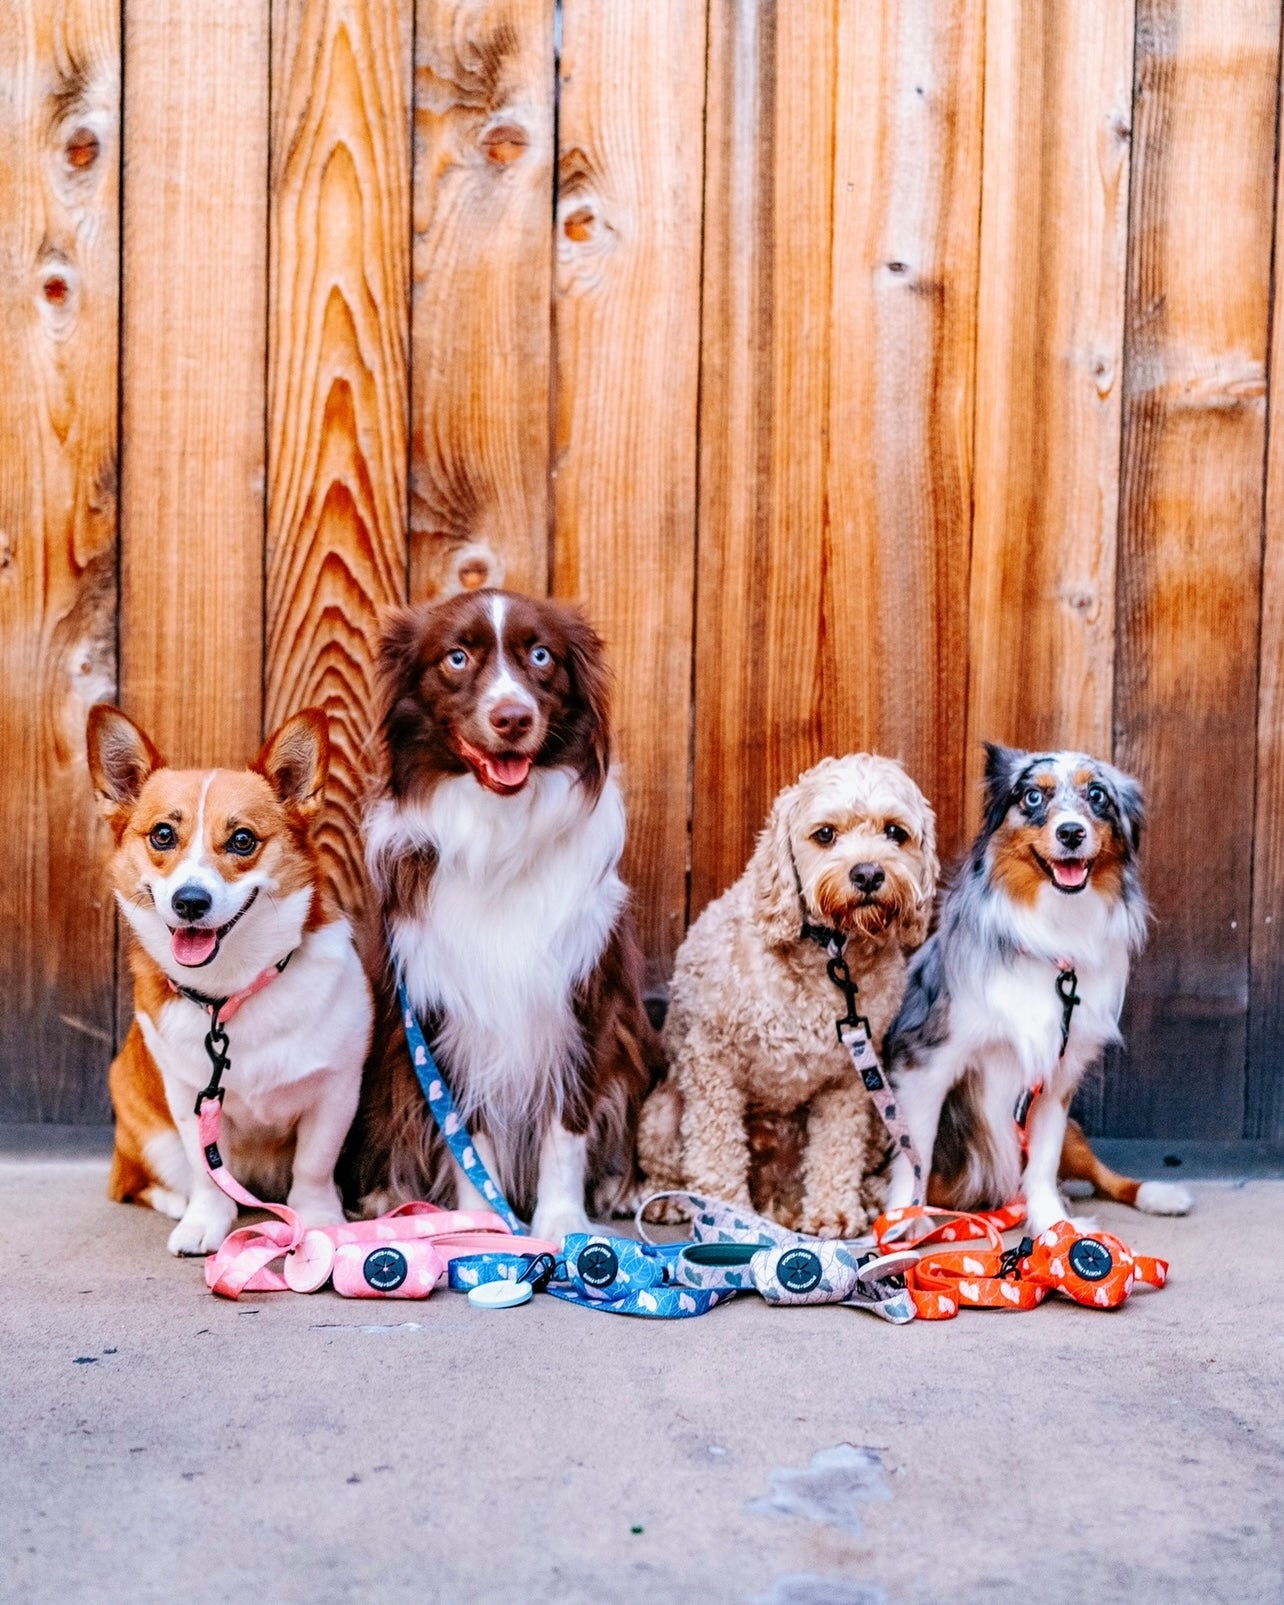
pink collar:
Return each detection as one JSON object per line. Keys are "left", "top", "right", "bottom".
{"left": 170, "top": 951, "right": 294, "bottom": 1023}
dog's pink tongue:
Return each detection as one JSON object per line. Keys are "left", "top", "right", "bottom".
{"left": 1053, "top": 860, "right": 1088, "bottom": 890}
{"left": 172, "top": 927, "right": 217, "bottom": 967}
{"left": 490, "top": 755, "right": 532, "bottom": 788}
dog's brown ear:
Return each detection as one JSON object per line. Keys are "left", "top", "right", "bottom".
{"left": 256, "top": 708, "right": 329, "bottom": 818}
{"left": 901, "top": 798, "right": 940, "bottom": 951}
{"left": 748, "top": 780, "right": 804, "bottom": 948}
{"left": 87, "top": 705, "right": 164, "bottom": 838}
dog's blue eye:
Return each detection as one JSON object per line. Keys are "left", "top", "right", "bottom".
{"left": 530, "top": 646, "right": 551, "bottom": 667}
{"left": 226, "top": 828, "right": 258, "bottom": 856}
{"left": 884, "top": 822, "right": 909, "bottom": 845}
{"left": 812, "top": 826, "right": 836, "bottom": 846}
{"left": 148, "top": 823, "right": 176, "bottom": 851}
{"left": 1023, "top": 787, "right": 1045, "bottom": 812}
{"left": 1087, "top": 783, "right": 1108, "bottom": 810}
{"left": 445, "top": 649, "right": 468, "bottom": 670}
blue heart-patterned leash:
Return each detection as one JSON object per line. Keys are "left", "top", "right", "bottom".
{"left": 398, "top": 975, "right": 526, "bottom": 1236}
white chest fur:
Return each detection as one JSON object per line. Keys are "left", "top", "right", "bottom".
{"left": 137, "top": 917, "right": 371, "bottom": 1130}
{"left": 369, "top": 768, "right": 628, "bottom": 1129}
{"left": 951, "top": 882, "right": 1133, "bottom": 1088}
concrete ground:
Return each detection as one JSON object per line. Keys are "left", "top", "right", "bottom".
{"left": 1, "top": 1152, "right": 1281, "bottom": 1605}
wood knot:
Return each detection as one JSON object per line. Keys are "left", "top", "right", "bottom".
{"left": 451, "top": 543, "right": 500, "bottom": 593}
{"left": 43, "top": 274, "right": 69, "bottom": 305}
{"left": 65, "top": 127, "right": 100, "bottom": 169}
{"left": 481, "top": 123, "right": 528, "bottom": 164}
{"left": 564, "top": 206, "right": 594, "bottom": 242}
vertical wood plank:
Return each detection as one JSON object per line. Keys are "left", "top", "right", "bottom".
{"left": 552, "top": 0, "right": 706, "bottom": 978}
{"left": 1247, "top": 42, "right": 1284, "bottom": 1141}
{"left": 691, "top": 0, "right": 837, "bottom": 916}
{"left": 825, "top": 0, "right": 985, "bottom": 865}
{"left": 120, "top": 3, "right": 268, "bottom": 766}
{"left": 1114, "top": 0, "right": 1279, "bottom": 1137}
{"left": 0, "top": 0, "right": 119, "bottom": 1121}
{"left": 409, "top": 0, "right": 554, "bottom": 603}
{"left": 266, "top": 0, "right": 412, "bottom": 937}
{"left": 965, "top": 0, "right": 1135, "bottom": 827}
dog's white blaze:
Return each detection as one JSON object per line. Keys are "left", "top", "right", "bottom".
{"left": 480, "top": 592, "right": 536, "bottom": 717}
{"left": 376, "top": 767, "right": 627, "bottom": 1134}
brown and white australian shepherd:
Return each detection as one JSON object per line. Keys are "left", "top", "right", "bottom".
{"left": 885, "top": 745, "right": 1193, "bottom": 1235}
{"left": 88, "top": 705, "right": 372, "bottom": 1256}
{"left": 348, "top": 589, "right": 659, "bottom": 1244}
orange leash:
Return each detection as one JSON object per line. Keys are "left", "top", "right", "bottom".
{"left": 872, "top": 1207, "right": 1169, "bottom": 1321}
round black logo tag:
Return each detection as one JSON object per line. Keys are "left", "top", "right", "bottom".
{"left": 363, "top": 1246, "right": 409, "bottom": 1291}
{"left": 1068, "top": 1238, "right": 1113, "bottom": 1282}
{"left": 777, "top": 1248, "right": 823, "bottom": 1294}
{"left": 577, "top": 1242, "right": 620, "bottom": 1289}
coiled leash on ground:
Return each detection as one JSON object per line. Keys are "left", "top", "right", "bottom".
{"left": 870, "top": 1205, "right": 1168, "bottom": 1319}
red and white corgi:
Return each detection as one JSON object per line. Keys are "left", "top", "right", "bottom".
{"left": 88, "top": 704, "right": 373, "bottom": 1256}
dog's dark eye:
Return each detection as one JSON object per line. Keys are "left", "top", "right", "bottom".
{"left": 148, "top": 823, "right": 177, "bottom": 851}
{"left": 884, "top": 822, "right": 909, "bottom": 845}
{"left": 444, "top": 649, "right": 468, "bottom": 671}
{"left": 812, "top": 826, "right": 836, "bottom": 846}
{"left": 226, "top": 828, "right": 258, "bottom": 857}
{"left": 1087, "top": 783, "right": 1108, "bottom": 810}
{"left": 1022, "top": 787, "right": 1045, "bottom": 812}
{"left": 530, "top": 645, "right": 551, "bottom": 667}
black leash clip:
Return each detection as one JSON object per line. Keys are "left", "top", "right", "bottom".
{"left": 194, "top": 1004, "right": 231, "bottom": 1114}
{"left": 1055, "top": 966, "right": 1081, "bottom": 1058}
{"left": 998, "top": 1236, "right": 1035, "bottom": 1280}
{"left": 825, "top": 942, "right": 872, "bottom": 1045}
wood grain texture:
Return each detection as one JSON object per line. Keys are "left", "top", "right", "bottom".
{"left": 1113, "top": 0, "right": 1279, "bottom": 1137}
{"left": 965, "top": 0, "right": 1134, "bottom": 826}
{"left": 691, "top": 0, "right": 837, "bottom": 916}
{"left": 1248, "top": 58, "right": 1284, "bottom": 1142}
{"left": 119, "top": 2, "right": 269, "bottom": 766}
{"left": 825, "top": 0, "right": 984, "bottom": 866}
{"left": 409, "top": 0, "right": 554, "bottom": 603}
{"left": 0, "top": 0, "right": 119, "bottom": 1121}
{"left": 551, "top": 0, "right": 706, "bottom": 978}
{"left": 266, "top": 0, "right": 412, "bottom": 938}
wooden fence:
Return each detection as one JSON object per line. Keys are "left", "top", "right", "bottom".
{"left": 3, "top": 0, "right": 1284, "bottom": 1146}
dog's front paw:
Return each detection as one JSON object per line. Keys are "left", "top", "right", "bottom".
{"left": 799, "top": 1204, "right": 869, "bottom": 1241}
{"left": 287, "top": 1182, "right": 347, "bottom": 1228}
{"left": 167, "top": 1201, "right": 236, "bottom": 1257}
{"left": 1135, "top": 1180, "right": 1194, "bottom": 1216}
{"left": 530, "top": 1201, "right": 591, "bottom": 1247}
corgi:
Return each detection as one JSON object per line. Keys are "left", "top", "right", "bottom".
{"left": 88, "top": 704, "right": 373, "bottom": 1256}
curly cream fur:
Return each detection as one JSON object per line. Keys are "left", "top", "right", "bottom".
{"left": 639, "top": 754, "right": 938, "bottom": 1237}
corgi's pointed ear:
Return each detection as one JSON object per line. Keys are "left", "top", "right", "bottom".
{"left": 256, "top": 708, "right": 329, "bottom": 817}
{"left": 87, "top": 705, "right": 164, "bottom": 835}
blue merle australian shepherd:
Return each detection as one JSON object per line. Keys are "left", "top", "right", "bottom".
{"left": 884, "top": 744, "right": 1192, "bottom": 1235}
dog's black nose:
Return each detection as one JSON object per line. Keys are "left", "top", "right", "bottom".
{"left": 850, "top": 862, "right": 885, "bottom": 895}
{"left": 171, "top": 884, "right": 212, "bottom": 923}
{"left": 1055, "top": 821, "right": 1086, "bottom": 851}
{"left": 489, "top": 701, "right": 533, "bottom": 741}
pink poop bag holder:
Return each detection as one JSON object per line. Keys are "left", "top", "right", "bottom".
{"left": 196, "top": 1098, "right": 556, "bottom": 1300}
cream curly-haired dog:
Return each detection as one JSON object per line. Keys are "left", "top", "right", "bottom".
{"left": 639, "top": 754, "right": 938, "bottom": 1237}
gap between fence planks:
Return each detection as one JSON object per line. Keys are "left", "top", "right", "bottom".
{"left": 825, "top": 0, "right": 984, "bottom": 869}
{"left": 120, "top": 3, "right": 268, "bottom": 770}
{"left": 692, "top": 0, "right": 837, "bottom": 918}
{"left": 1114, "top": 0, "right": 1280, "bottom": 1138}
{"left": 965, "top": 0, "right": 1134, "bottom": 829}
{"left": 552, "top": 0, "right": 705, "bottom": 980}
{"left": 409, "top": 0, "right": 555, "bottom": 604}
{"left": 266, "top": 0, "right": 413, "bottom": 945}
{"left": 0, "top": 0, "right": 119, "bottom": 1120}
